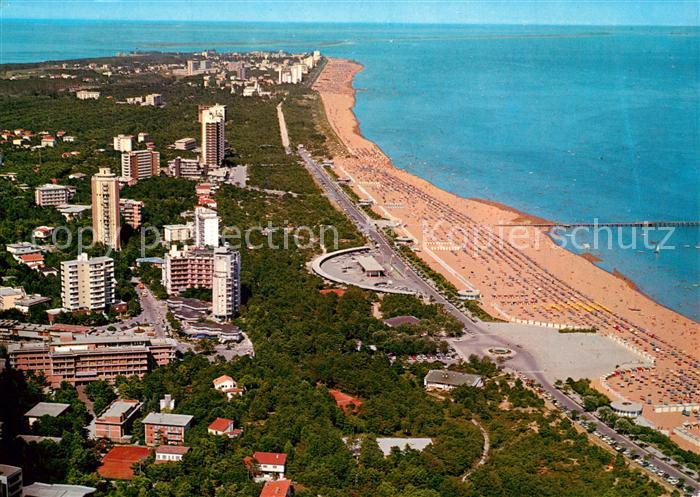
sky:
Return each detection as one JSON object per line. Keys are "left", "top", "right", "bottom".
{"left": 0, "top": 0, "right": 698, "bottom": 26}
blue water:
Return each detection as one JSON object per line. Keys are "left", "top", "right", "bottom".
{"left": 1, "top": 20, "right": 698, "bottom": 320}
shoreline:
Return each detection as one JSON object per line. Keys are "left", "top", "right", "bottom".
{"left": 313, "top": 57, "right": 699, "bottom": 447}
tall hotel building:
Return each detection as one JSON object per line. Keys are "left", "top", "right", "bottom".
{"left": 212, "top": 246, "right": 241, "bottom": 319}
{"left": 162, "top": 245, "right": 214, "bottom": 295}
{"left": 61, "top": 253, "right": 115, "bottom": 311}
{"left": 163, "top": 245, "right": 241, "bottom": 319}
{"left": 92, "top": 167, "right": 121, "bottom": 250}
{"left": 200, "top": 104, "right": 226, "bottom": 169}
{"left": 121, "top": 149, "right": 160, "bottom": 182}
{"left": 194, "top": 206, "right": 219, "bottom": 247}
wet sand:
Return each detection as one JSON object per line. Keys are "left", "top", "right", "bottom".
{"left": 313, "top": 58, "right": 699, "bottom": 449}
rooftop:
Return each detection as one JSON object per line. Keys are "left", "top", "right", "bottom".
{"left": 260, "top": 480, "right": 292, "bottom": 497}
{"left": 254, "top": 451, "right": 287, "bottom": 466}
{"left": 142, "top": 412, "right": 194, "bottom": 427}
{"left": 383, "top": 315, "right": 420, "bottom": 328}
{"left": 213, "top": 374, "right": 233, "bottom": 386}
{"left": 376, "top": 437, "right": 433, "bottom": 456}
{"left": 424, "top": 369, "right": 483, "bottom": 387}
{"left": 0, "top": 464, "right": 21, "bottom": 477}
{"left": 96, "top": 399, "right": 141, "bottom": 422}
{"left": 22, "top": 482, "right": 96, "bottom": 497}
{"left": 16, "top": 434, "right": 63, "bottom": 444}
{"left": 155, "top": 445, "right": 190, "bottom": 455}
{"left": 357, "top": 255, "right": 384, "bottom": 273}
{"left": 25, "top": 402, "right": 70, "bottom": 418}
{"left": 208, "top": 417, "right": 234, "bottom": 432}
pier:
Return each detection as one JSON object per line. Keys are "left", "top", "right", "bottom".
{"left": 497, "top": 221, "right": 700, "bottom": 229}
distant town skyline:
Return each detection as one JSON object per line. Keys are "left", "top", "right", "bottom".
{"left": 1, "top": 1, "right": 698, "bottom": 26}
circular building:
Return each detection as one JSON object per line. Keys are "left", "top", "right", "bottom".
{"left": 611, "top": 400, "right": 643, "bottom": 418}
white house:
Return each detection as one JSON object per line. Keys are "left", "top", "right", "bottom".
{"left": 207, "top": 417, "right": 241, "bottom": 438}
{"left": 212, "top": 374, "right": 244, "bottom": 400}
{"left": 155, "top": 445, "right": 190, "bottom": 463}
{"left": 248, "top": 452, "right": 287, "bottom": 481}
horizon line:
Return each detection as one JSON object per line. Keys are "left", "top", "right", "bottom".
{"left": 2, "top": 18, "right": 699, "bottom": 28}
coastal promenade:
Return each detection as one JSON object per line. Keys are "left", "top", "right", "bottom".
{"left": 313, "top": 57, "right": 699, "bottom": 450}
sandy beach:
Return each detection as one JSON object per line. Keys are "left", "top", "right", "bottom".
{"left": 314, "top": 58, "right": 699, "bottom": 449}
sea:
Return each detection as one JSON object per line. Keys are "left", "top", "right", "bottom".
{"left": 1, "top": 20, "right": 698, "bottom": 321}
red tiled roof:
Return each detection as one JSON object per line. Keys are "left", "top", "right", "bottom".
{"left": 20, "top": 253, "right": 44, "bottom": 262}
{"left": 98, "top": 446, "right": 151, "bottom": 480}
{"left": 260, "top": 479, "right": 292, "bottom": 497}
{"left": 254, "top": 452, "right": 287, "bottom": 466}
{"left": 208, "top": 417, "right": 234, "bottom": 432}
{"left": 319, "top": 288, "right": 346, "bottom": 296}
{"left": 212, "top": 374, "right": 233, "bottom": 386}
{"left": 156, "top": 445, "right": 190, "bottom": 455}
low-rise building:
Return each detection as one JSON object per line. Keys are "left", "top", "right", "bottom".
{"left": 22, "top": 482, "right": 96, "bottom": 497}
{"left": 423, "top": 369, "right": 483, "bottom": 391}
{"left": 174, "top": 138, "right": 196, "bottom": 151}
{"left": 0, "top": 287, "right": 26, "bottom": 310}
{"left": 163, "top": 224, "right": 193, "bottom": 243}
{"left": 145, "top": 93, "right": 163, "bottom": 106}
{"left": 0, "top": 464, "right": 22, "bottom": 497}
{"left": 9, "top": 336, "right": 176, "bottom": 387}
{"left": 25, "top": 402, "right": 70, "bottom": 427}
{"left": 94, "top": 399, "right": 142, "bottom": 442}
{"left": 32, "top": 226, "right": 54, "bottom": 241}
{"left": 246, "top": 452, "right": 287, "bottom": 481}
{"left": 18, "top": 252, "right": 45, "bottom": 269}
{"left": 610, "top": 400, "right": 643, "bottom": 418}
{"left": 207, "top": 417, "right": 240, "bottom": 438}
{"left": 34, "top": 184, "right": 75, "bottom": 206}
{"left": 260, "top": 480, "right": 293, "bottom": 497}
{"left": 213, "top": 374, "right": 245, "bottom": 399}
{"left": 56, "top": 204, "right": 91, "bottom": 221}
{"left": 14, "top": 295, "right": 51, "bottom": 313}
{"left": 76, "top": 90, "right": 100, "bottom": 100}
{"left": 155, "top": 445, "right": 190, "bottom": 463}
{"left": 142, "top": 412, "right": 193, "bottom": 446}
{"left": 169, "top": 157, "right": 204, "bottom": 179}
{"left": 159, "top": 394, "right": 175, "bottom": 412}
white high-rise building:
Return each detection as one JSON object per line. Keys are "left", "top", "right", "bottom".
{"left": 91, "top": 167, "right": 121, "bottom": 251}
{"left": 61, "top": 253, "right": 115, "bottom": 311}
{"left": 212, "top": 246, "right": 241, "bottom": 319}
{"left": 200, "top": 104, "right": 226, "bottom": 168}
{"left": 194, "top": 206, "right": 219, "bottom": 247}
{"left": 113, "top": 134, "right": 133, "bottom": 152}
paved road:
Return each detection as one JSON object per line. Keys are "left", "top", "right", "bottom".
{"left": 277, "top": 102, "right": 292, "bottom": 155}
{"left": 298, "top": 147, "right": 699, "bottom": 493}
{"left": 93, "top": 284, "right": 168, "bottom": 337}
